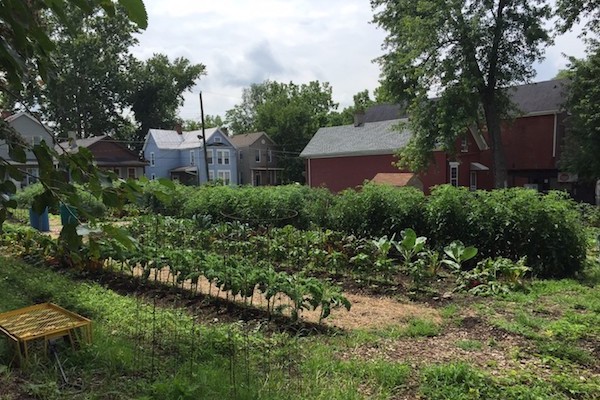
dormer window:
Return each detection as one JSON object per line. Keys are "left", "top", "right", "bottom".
{"left": 461, "top": 137, "right": 468, "bottom": 152}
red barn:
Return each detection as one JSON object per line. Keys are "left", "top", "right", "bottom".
{"left": 301, "top": 79, "right": 591, "bottom": 201}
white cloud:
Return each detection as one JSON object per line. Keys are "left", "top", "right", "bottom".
{"left": 132, "top": 0, "right": 591, "bottom": 123}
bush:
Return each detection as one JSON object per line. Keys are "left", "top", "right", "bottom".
{"left": 328, "top": 183, "right": 425, "bottom": 237}
{"left": 426, "top": 186, "right": 586, "bottom": 278}
{"left": 12, "top": 183, "right": 107, "bottom": 218}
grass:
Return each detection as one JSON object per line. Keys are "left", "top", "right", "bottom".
{"left": 1, "top": 238, "right": 600, "bottom": 399}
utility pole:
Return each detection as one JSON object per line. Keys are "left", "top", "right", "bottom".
{"left": 199, "top": 92, "right": 209, "bottom": 184}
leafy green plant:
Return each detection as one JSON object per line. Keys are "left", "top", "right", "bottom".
{"left": 442, "top": 240, "right": 478, "bottom": 272}
{"left": 455, "top": 257, "right": 530, "bottom": 296}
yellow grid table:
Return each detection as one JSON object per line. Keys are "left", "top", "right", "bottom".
{"left": 0, "top": 303, "right": 92, "bottom": 363}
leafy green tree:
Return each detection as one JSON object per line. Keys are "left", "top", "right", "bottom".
{"left": 0, "top": 0, "right": 148, "bottom": 244}
{"left": 181, "top": 115, "right": 224, "bottom": 131}
{"left": 129, "top": 54, "right": 206, "bottom": 152}
{"left": 560, "top": 47, "right": 600, "bottom": 180}
{"left": 226, "top": 80, "right": 337, "bottom": 182}
{"left": 371, "top": 0, "right": 553, "bottom": 188}
{"left": 556, "top": 0, "right": 600, "bottom": 34}
{"left": 326, "top": 90, "right": 376, "bottom": 126}
{"left": 42, "top": 8, "right": 138, "bottom": 138}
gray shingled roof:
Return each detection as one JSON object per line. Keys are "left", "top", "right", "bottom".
{"left": 148, "top": 128, "right": 218, "bottom": 150}
{"left": 300, "top": 119, "right": 411, "bottom": 158}
{"left": 508, "top": 79, "right": 567, "bottom": 115}
{"left": 229, "top": 132, "right": 273, "bottom": 148}
{"left": 363, "top": 79, "right": 568, "bottom": 123}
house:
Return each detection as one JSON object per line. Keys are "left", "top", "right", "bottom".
{"left": 301, "top": 79, "right": 588, "bottom": 199}
{"left": 142, "top": 127, "right": 237, "bottom": 185}
{"left": 55, "top": 135, "right": 148, "bottom": 179}
{"left": 1, "top": 112, "right": 55, "bottom": 189}
{"left": 229, "top": 132, "right": 282, "bottom": 186}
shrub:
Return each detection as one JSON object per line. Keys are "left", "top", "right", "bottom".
{"left": 328, "top": 183, "right": 425, "bottom": 237}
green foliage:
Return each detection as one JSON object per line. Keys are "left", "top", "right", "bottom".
{"left": 559, "top": 46, "right": 600, "bottom": 180}
{"left": 328, "top": 183, "right": 425, "bottom": 237}
{"left": 129, "top": 54, "right": 206, "bottom": 152}
{"left": 454, "top": 257, "right": 530, "bottom": 296}
{"left": 427, "top": 186, "right": 586, "bottom": 278}
{"left": 372, "top": 0, "right": 553, "bottom": 187}
{"left": 225, "top": 80, "right": 338, "bottom": 182}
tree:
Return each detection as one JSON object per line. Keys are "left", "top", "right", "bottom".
{"left": 559, "top": 47, "right": 600, "bottom": 180}
{"left": 226, "top": 80, "right": 337, "bottom": 182}
{"left": 556, "top": 0, "right": 600, "bottom": 34}
{"left": 326, "top": 90, "right": 375, "bottom": 126}
{"left": 128, "top": 54, "right": 206, "bottom": 152}
{"left": 181, "top": 115, "right": 224, "bottom": 131}
{"left": 42, "top": 8, "right": 138, "bottom": 138}
{"left": 0, "top": 0, "right": 148, "bottom": 243}
{"left": 372, "top": 0, "right": 553, "bottom": 188}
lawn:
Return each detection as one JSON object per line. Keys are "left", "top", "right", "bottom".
{"left": 1, "top": 247, "right": 598, "bottom": 399}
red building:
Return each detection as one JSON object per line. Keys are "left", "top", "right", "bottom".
{"left": 301, "top": 79, "right": 591, "bottom": 200}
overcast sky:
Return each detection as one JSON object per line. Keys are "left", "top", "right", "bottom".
{"left": 130, "top": 0, "right": 590, "bottom": 123}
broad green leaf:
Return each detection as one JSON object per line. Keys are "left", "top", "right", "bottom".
{"left": 118, "top": 0, "right": 148, "bottom": 29}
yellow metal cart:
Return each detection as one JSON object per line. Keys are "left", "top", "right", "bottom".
{"left": 0, "top": 303, "right": 92, "bottom": 363}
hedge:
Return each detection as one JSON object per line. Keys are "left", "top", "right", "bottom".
{"left": 136, "top": 182, "right": 589, "bottom": 278}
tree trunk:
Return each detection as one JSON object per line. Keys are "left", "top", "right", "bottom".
{"left": 482, "top": 95, "right": 508, "bottom": 188}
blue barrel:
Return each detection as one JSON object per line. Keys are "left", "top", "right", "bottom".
{"left": 60, "top": 204, "right": 78, "bottom": 225}
{"left": 29, "top": 207, "right": 50, "bottom": 232}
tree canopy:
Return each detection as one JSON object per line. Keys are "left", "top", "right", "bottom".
{"left": 372, "top": 0, "right": 553, "bottom": 187}
{"left": 559, "top": 46, "right": 600, "bottom": 180}
{"left": 128, "top": 54, "right": 205, "bottom": 152}
{"left": 226, "top": 80, "right": 338, "bottom": 182}
{"left": 0, "top": 0, "right": 149, "bottom": 245}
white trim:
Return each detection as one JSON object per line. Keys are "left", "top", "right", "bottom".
{"left": 470, "top": 171, "right": 477, "bottom": 191}
{"left": 217, "top": 149, "right": 230, "bottom": 165}
{"left": 207, "top": 149, "right": 213, "bottom": 165}
{"left": 217, "top": 169, "right": 231, "bottom": 185}
{"left": 255, "top": 149, "right": 261, "bottom": 163}
{"left": 208, "top": 170, "right": 214, "bottom": 181}
{"left": 301, "top": 148, "right": 398, "bottom": 159}
{"left": 449, "top": 162, "right": 459, "bottom": 187}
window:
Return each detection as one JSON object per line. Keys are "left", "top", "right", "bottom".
{"left": 151, "top": 173, "right": 156, "bottom": 180}
{"left": 449, "top": 162, "right": 459, "bottom": 187}
{"left": 214, "top": 137, "right": 222, "bottom": 143}
{"left": 31, "top": 136, "right": 42, "bottom": 146}
{"left": 150, "top": 152, "right": 155, "bottom": 166}
{"left": 217, "top": 170, "right": 231, "bottom": 185}
{"left": 207, "top": 150, "right": 213, "bottom": 165}
{"left": 113, "top": 167, "right": 121, "bottom": 178}
{"left": 255, "top": 149, "right": 261, "bottom": 163}
{"left": 239, "top": 151, "right": 243, "bottom": 160}
{"left": 254, "top": 172, "right": 261, "bottom": 186}
{"left": 190, "top": 150, "right": 195, "bottom": 166}
{"left": 267, "top": 149, "right": 273, "bottom": 163}
{"left": 461, "top": 137, "right": 469, "bottom": 152}
{"left": 128, "top": 168, "right": 136, "bottom": 179}
{"left": 470, "top": 171, "right": 477, "bottom": 191}
{"left": 217, "top": 150, "right": 230, "bottom": 165}
{"left": 208, "top": 170, "right": 214, "bottom": 181}
{"left": 24, "top": 167, "right": 39, "bottom": 186}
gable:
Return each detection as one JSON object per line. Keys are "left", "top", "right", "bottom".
{"left": 88, "top": 138, "right": 142, "bottom": 162}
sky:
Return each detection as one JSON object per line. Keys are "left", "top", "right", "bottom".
{"left": 130, "top": 0, "right": 590, "bottom": 123}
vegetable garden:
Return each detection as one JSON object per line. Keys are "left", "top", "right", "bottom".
{"left": 2, "top": 183, "right": 599, "bottom": 399}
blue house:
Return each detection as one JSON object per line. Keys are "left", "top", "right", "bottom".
{"left": 142, "top": 127, "right": 238, "bottom": 185}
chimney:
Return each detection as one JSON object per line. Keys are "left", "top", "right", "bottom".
{"left": 354, "top": 111, "right": 365, "bottom": 127}
{"left": 175, "top": 123, "right": 183, "bottom": 135}
{"left": 67, "top": 131, "right": 78, "bottom": 150}
{"left": 221, "top": 127, "right": 229, "bottom": 136}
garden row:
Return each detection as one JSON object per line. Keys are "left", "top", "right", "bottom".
{"left": 142, "top": 182, "right": 587, "bottom": 278}
{"left": 14, "top": 182, "right": 589, "bottom": 277}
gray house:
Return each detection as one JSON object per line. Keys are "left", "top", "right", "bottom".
{"left": 229, "top": 132, "right": 281, "bottom": 186}
{"left": 1, "top": 112, "right": 54, "bottom": 189}
{"left": 142, "top": 127, "right": 238, "bottom": 185}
